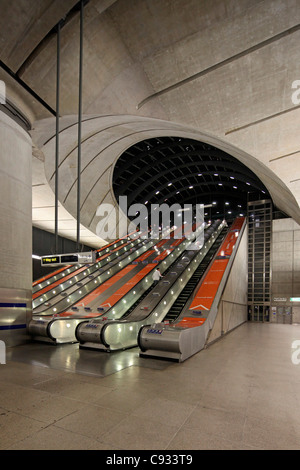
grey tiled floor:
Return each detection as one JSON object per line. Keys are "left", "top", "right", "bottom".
{"left": 1, "top": 322, "right": 300, "bottom": 450}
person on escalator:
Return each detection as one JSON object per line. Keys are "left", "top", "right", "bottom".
{"left": 152, "top": 268, "right": 163, "bottom": 287}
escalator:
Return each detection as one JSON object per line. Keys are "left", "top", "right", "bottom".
{"left": 75, "top": 220, "right": 226, "bottom": 351}
{"left": 28, "top": 236, "right": 156, "bottom": 343}
{"left": 32, "top": 235, "right": 134, "bottom": 296}
{"left": 32, "top": 237, "right": 142, "bottom": 310}
{"left": 120, "top": 226, "right": 213, "bottom": 320}
{"left": 29, "top": 224, "right": 193, "bottom": 344}
{"left": 163, "top": 226, "right": 227, "bottom": 323}
{"left": 138, "top": 217, "right": 246, "bottom": 362}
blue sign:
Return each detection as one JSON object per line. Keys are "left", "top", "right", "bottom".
{"left": 147, "top": 328, "right": 162, "bottom": 334}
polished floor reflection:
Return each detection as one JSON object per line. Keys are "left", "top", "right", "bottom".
{"left": 7, "top": 342, "right": 171, "bottom": 377}
{"left": 2, "top": 323, "right": 300, "bottom": 450}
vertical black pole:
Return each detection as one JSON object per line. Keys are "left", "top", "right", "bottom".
{"left": 77, "top": 0, "right": 84, "bottom": 252}
{"left": 55, "top": 21, "right": 61, "bottom": 253}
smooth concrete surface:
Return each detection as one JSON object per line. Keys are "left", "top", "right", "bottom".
{"left": 271, "top": 218, "right": 300, "bottom": 324}
{"left": 1, "top": 322, "right": 300, "bottom": 450}
{"left": 0, "top": 111, "right": 32, "bottom": 291}
{"left": 32, "top": 114, "right": 300, "bottom": 246}
{"left": 32, "top": 147, "right": 105, "bottom": 248}
{"left": 272, "top": 218, "right": 300, "bottom": 302}
{"left": 2, "top": 0, "right": 300, "bottom": 245}
{"left": 0, "top": 111, "right": 32, "bottom": 346}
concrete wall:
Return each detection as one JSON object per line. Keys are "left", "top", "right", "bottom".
{"left": 271, "top": 218, "right": 300, "bottom": 323}
{"left": 207, "top": 223, "right": 248, "bottom": 345}
{"left": 0, "top": 111, "right": 32, "bottom": 346}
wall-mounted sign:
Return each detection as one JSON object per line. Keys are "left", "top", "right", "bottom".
{"left": 290, "top": 297, "right": 300, "bottom": 302}
{"left": 273, "top": 297, "right": 287, "bottom": 302}
{"left": 41, "top": 251, "right": 96, "bottom": 267}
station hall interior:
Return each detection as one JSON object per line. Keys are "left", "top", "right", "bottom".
{"left": 1, "top": 0, "right": 300, "bottom": 451}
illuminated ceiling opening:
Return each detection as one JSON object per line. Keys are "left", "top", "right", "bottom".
{"left": 113, "top": 136, "right": 282, "bottom": 225}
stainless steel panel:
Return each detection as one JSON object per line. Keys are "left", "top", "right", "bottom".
{"left": 29, "top": 316, "right": 85, "bottom": 344}
{"left": 49, "top": 318, "right": 83, "bottom": 343}
{"left": 139, "top": 324, "right": 182, "bottom": 353}
{"left": 76, "top": 321, "right": 103, "bottom": 344}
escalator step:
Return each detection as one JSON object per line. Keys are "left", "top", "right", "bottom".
{"left": 164, "top": 229, "right": 228, "bottom": 322}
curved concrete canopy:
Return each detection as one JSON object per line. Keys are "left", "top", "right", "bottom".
{"left": 1, "top": 0, "right": 300, "bottom": 244}
{"left": 31, "top": 113, "right": 300, "bottom": 244}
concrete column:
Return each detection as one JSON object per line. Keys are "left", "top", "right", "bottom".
{"left": 0, "top": 110, "right": 32, "bottom": 346}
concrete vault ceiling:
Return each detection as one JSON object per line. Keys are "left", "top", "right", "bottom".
{"left": 0, "top": 0, "right": 300, "bottom": 247}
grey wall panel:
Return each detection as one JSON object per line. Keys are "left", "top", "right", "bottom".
{"left": 0, "top": 111, "right": 32, "bottom": 345}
